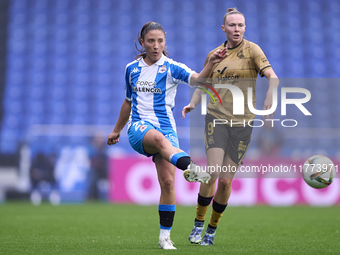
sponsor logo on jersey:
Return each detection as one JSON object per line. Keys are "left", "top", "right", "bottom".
{"left": 217, "top": 75, "right": 239, "bottom": 84}
{"left": 158, "top": 65, "right": 167, "bottom": 73}
{"left": 133, "top": 87, "right": 162, "bottom": 94}
{"left": 217, "top": 67, "right": 227, "bottom": 74}
{"left": 134, "top": 80, "right": 161, "bottom": 93}
{"left": 131, "top": 67, "right": 140, "bottom": 74}
{"left": 136, "top": 80, "right": 157, "bottom": 87}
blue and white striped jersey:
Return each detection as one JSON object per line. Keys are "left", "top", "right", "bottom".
{"left": 125, "top": 54, "right": 195, "bottom": 131}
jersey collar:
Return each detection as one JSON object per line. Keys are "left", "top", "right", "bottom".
{"left": 224, "top": 39, "right": 244, "bottom": 50}
{"left": 138, "top": 54, "right": 166, "bottom": 67}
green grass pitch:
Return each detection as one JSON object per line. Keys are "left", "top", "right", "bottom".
{"left": 0, "top": 203, "right": 339, "bottom": 254}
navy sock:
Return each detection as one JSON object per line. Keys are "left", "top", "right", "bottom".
{"left": 212, "top": 200, "right": 228, "bottom": 214}
{"left": 194, "top": 219, "right": 204, "bottom": 227}
{"left": 169, "top": 152, "right": 191, "bottom": 170}
{"left": 194, "top": 194, "right": 213, "bottom": 225}
{"left": 198, "top": 194, "right": 213, "bottom": 207}
{"left": 159, "top": 204, "right": 176, "bottom": 230}
{"left": 207, "top": 224, "right": 217, "bottom": 233}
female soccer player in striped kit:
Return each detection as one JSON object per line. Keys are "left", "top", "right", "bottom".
{"left": 183, "top": 8, "right": 279, "bottom": 245}
{"left": 107, "top": 21, "right": 227, "bottom": 249}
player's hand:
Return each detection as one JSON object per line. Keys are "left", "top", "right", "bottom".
{"left": 262, "top": 95, "right": 274, "bottom": 118}
{"left": 209, "top": 47, "right": 228, "bottom": 64}
{"left": 182, "top": 104, "right": 194, "bottom": 119}
{"left": 107, "top": 131, "right": 120, "bottom": 145}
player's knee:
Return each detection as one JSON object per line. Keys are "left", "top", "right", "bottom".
{"left": 207, "top": 177, "right": 217, "bottom": 185}
{"left": 159, "top": 176, "right": 174, "bottom": 191}
{"left": 218, "top": 178, "right": 232, "bottom": 190}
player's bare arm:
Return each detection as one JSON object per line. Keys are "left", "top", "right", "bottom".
{"left": 182, "top": 48, "right": 227, "bottom": 119}
{"left": 263, "top": 68, "right": 279, "bottom": 118}
{"left": 107, "top": 99, "right": 132, "bottom": 145}
{"left": 190, "top": 47, "right": 227, "bottom": 84}
{"left": 182, "top": 87, "right": 205, "bottom": 119}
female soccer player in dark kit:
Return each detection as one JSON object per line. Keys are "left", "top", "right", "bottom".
{"left": 182, "top": 8, "right": 279, "bottom": 245}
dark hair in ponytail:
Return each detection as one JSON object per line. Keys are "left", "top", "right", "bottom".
{"left": 135, "top": 21, "right": 169, "bottom": 60}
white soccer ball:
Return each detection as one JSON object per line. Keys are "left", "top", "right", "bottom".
{"left": 302, "top": 155, "right": 335, "bottom": 189}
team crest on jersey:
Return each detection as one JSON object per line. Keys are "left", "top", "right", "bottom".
{"left": 139, "top": 125, "right": 147, "bottom": 133}
{"left": 158, "top": 65, "right": 167, "bottom": 73}
{"left": 208, "top": 136, "right": 215, "bottom": 145}
{"left": 237, "top": 50, "right": 245, "bottom": 59}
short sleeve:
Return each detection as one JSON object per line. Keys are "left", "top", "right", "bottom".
{"left": 251, "top": 44, "right": 272, "bottom": 77}
{"left": 170, "top": 61, "right": 196, "bottom": 86}
{"left": 124, "top": 65, "right": 132, "bottom": 101}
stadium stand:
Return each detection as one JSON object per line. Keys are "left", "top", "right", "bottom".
{"left": 0, "top": 0, "right": 339, "bottom": 157}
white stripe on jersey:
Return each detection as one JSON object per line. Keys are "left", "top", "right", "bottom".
{"left": 125, "top": 54, "right": 196, "bottom": 131}
{"left": 135, "top": 64, "right": 159, "bottom": 128}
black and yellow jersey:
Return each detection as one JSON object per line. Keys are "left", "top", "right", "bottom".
{"left": 204, "top": 39, "right": 272, "bottom": 125}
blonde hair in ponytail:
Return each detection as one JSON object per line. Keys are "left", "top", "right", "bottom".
{"left": 222, "top": 7, "right": 245, "bottom": 25}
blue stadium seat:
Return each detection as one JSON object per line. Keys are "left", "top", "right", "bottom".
{"left": 25, "top": 113, "right": 45, "bottom": 126}
{"left": 1, "top": 0, "right": 339, "bottom": 156}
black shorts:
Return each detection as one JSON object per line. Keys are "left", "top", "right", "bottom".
{"left": 204, "top": 113, "right": 253, "bottom": 165}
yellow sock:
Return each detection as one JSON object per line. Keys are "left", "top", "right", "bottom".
{"left": 209, "top": 208, "right": 223, "bottom": 228}
{"left": 196, "top": 203, "right": 209, "bottom": 221}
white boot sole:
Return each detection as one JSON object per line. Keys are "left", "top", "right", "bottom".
{"left": 184, "top": 169, "right": 210, "bottom": 184}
